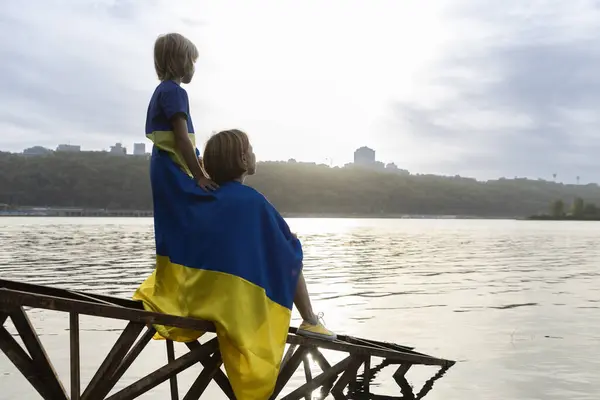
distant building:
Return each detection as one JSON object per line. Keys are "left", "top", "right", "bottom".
{"left": 354, "top": 146, "right": 376, "bottom": 166}
{"left": 23, "top": 146, "right": 52, "bottom": 156}
{"left": 133, "top": 143, "right": 146, "bottom": 156}
{"left": 372, "top": 161, "right": 385, "bottom": 170}
{"left": 56, "top": 144, "right": 81, "bottom": 152}
{"left": 110, "top": 143, "right": 127, "bottom": 155}
{"left": 385, "top": 162, "right": 410, "bottom": 175}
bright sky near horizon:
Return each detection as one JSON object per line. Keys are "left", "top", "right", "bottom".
{"left": 2, "top": 0, "right": 600, "bottom": 182}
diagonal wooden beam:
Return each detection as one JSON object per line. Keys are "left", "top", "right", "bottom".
{"left": 87, "top": 326, "right": 157, "bottom": 400}
{"left": 309, "top": 348, "right": 331, "bottom": 371}
{"left": 309, "top": 348, "right": 336, "bottom": 396}
{"left": 0, "top": 325, "right": 54, "bottom": 399}
{"left": 106, "top": 337, "right": 219, "bottom": 400}
{"left": 302, "top": 356, "right": 312, "bottom": 400}
{"left": 280, "top": 355, "right": 353, "bottom": 400}
{"left": 269, "top": 346, "right": 309, "bottom": 400}
{"left": 185, "top": 340, "right": 236, "bottom": 399}
{"left": 82, "top": 321, "right": 145, "bottom": 400}
{"left": 182, "top": 351, "right": 222, "bottom": 400}
{"left": 331, "top": 357, "right": 364, "bottom": 397}
{"left": 280, "top": 343, "right": 298, "bottom": 371}
{"left": 10, "top": 306, "right": 68, "bottom": 399}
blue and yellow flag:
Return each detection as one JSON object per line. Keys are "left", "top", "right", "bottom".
{"left": 134, "top": 82, "right": 303, "bottom": 399}
{"left": 134, "top": 147, "right": 303, "bottom": 399}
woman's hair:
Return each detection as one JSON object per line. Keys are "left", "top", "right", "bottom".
{"left": 153, "top": 33, "right": 198, "bottom": 81}
{"left": 203, "top": 129, "right": 250, "bottom": 184}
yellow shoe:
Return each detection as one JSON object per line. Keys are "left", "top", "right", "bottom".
{"left": 296, "top": 313, "right": 337, "bottom": 341}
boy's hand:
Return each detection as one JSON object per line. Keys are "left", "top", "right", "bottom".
{"left": 197, "top": 176, "right": 219, "bottom": 191}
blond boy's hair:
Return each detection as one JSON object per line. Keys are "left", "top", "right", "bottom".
{"left": 153, "top": 33, "right": 198, "bottom": 81}
{"left": 203, "top": 130, "right": 250, "bottom": 184}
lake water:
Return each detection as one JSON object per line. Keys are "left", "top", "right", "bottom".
{"left": 1, "top": 217, "right": 599, "bottom": 399}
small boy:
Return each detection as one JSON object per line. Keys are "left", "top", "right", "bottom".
{"left": 146, "top": 32, "right": 217, "bottom": 191}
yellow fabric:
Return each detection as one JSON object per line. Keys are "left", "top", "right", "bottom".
{"left": 133, "top": 255, "right": 292, "bottom": 400}
{"left": 146, "top": 131, "right": 196, "bottom": 176}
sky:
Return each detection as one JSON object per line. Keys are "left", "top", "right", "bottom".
{"left": 1, "top": 0, "right": 600, "bottom": 182}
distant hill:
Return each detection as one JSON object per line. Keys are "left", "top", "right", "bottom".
{"left": 2, "top": 151, "right": 600, "bottom": 217}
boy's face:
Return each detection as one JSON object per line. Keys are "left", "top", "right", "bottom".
{"left": 182, "top": 61, "right": 196, "bottom": 84}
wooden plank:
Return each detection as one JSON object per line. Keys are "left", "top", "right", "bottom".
{"left": 343, "top": 336, "right": 418, "bottom": 354}
{"left": 0, "top": 325, "right": 54, "bottom": 399}
{"left": 0, "top": 312, "right": 7, "bottom": 325}
{"left": 288, "top": 326, "right": 415, "bottom": 351}
{"left": 66, "top": 290, "right": 126, "bottom": 307}
{"left": 280, "top": 355, "right": 353, "bottom": 400}
{"left": 10, "top": 307, "right": 68, "bottom": 399}
{"left": 269, "top": 346, "right": 308, "bottom": 400}
{"left": 82, "top": 322, "right": 145, "bottom": 400}
{"left": 287, "top": 334, "right": 451, "bottom": 366}
{"left": 70, "top": 312, "right": 81, "bottom": 400}
{"left": 0, "top": 279, "right": 140, "bottom": 309}
{"left": 185, "top": 341, "right": 236, "bottom": 400}
{"left": 106, "top": 338, "right": 219, "bottom": 400}
{"left": 167, "top": 340, "right": 179, "bottom": 400}
{"left": 182, "top": 351, "right": 222, "bottom": 400}
{"left": 0, "top": 288, "right": 216, "bottom": 333}
{"left": 331, "top": 357, "right": 364, "bottom": 396}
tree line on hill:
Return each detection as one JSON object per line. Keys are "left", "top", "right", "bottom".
{"left": 2, "top": 151, "right": 600, "bottom": 217}
{"left": 529, "top": 197, "right": 600, "bottom": 220}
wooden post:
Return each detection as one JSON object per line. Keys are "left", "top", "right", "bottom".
{"left": 167, "top": 340, "right": 179, "bottom": 400}
{"left": 70, "top": 312, "right": 80, "bottom": 400}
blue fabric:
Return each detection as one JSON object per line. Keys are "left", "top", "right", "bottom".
{"left": 149, "top": 147, "right": 304, "bottom": 309}
{"left": 146, "top": 80, "right": 195, "bottom": 134}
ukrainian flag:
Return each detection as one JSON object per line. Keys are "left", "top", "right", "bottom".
{"left": 133, "top": 134, "right": 303, "bottom": 399}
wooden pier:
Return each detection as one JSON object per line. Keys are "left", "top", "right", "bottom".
{"left": 0, "top": 279, "right": 455, "bottom": 399}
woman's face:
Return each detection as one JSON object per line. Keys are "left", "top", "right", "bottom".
{"left": 245, "top": 144, "right": 256, "bottom": 175}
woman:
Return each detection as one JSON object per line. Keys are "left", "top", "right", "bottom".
{"left": 134, "top": 129, "right": 335, "bottom": 400}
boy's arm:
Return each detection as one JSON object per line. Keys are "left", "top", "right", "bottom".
{"left": 172, "top": 115, "right": 218, "bottom": 191}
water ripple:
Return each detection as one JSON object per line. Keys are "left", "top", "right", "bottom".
{"left": 1, "top": 217, "right": 600, "bottom": 399}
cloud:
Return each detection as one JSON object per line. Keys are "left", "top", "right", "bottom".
{"left": 0, "top": 0, "right": 188, "bottom": 150}
{"left": 2, "top": 0, "right": 600, "bottom": 182}
{"left": 383, "top": 0, "right": 600, "bottom": 182}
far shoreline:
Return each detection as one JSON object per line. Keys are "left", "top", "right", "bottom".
{"left": 0, "top": 211, "right": 527, "bottom": 220}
